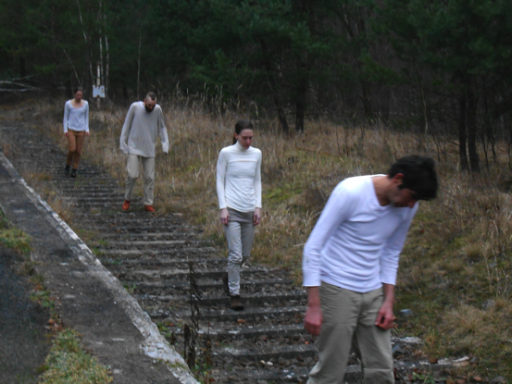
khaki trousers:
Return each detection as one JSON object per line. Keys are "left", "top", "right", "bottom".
{"left": 66, "top": 129, "right": 85, "bottom": 169}
{"left": 124, "top": 154, "right": 155, "bottom": 206}
{"left": 307, "top": 283, "right": 394, "bottom": 384}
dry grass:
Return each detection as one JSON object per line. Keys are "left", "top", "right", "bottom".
{"left": 5, "top": 97, "right": 512, "bottom": 380}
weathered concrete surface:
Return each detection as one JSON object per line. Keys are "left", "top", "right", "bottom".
{"left": 0, "top": 245, "right": 49, "bottom": 384}
{"left": 0, "top": 150, "right": 193, "bottom": 384}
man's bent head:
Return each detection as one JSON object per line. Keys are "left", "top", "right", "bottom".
{"left": 144, "top": 92, "right": 157, "bottom": 113}
{"left": 387, "top": 155, "right": 438, "bottom": 205}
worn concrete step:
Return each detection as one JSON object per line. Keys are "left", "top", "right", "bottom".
{"left": 215, "top": 343, "right": 316, "bottom": 361}
{"left": 101, "top": 240, "right": 212, "bottom": 249}
{"left": 211, "top": 367, "right": 311, "bottom": 384}
{"left": 57, "top": 185, "right": 120, "bottom": 191}
{"left": 100, "top": 232, "right": 197, "bottom": 239}
{"left": 125, "top": 278, "right": 291, "bottom": 293}
{"left": 87, "top": 224, "right": 195, "bottom": 233}
{"left": 62, "top": 195, "right": 122, "bottom": 200}
{"left": 61, "top": 193, "right": 124, "bottom": 199}
{"left": 149, "top": 305, "right": 306, "bottom": 322}
{"left": 103, "top": 240, "right": 190, "bottom": 248}
{"left": 48, "top": 174, "right": 113, "bottom": 180}
{"left": 121, "top": 267, "right": 270, "bottom": 280}
{"left": 175, "top": 323, "right": 307, "bottom": 339}
{"left": 101, "top": 257, "right": 226, "bottom": 267}
{"left": 68, "top": 201, "right": 122, "bottom": 207}
{"left": 76, "top": 217, "right": 184, "bottom": 225}
{"left": 137, "top": 291, "right": 307, "bottom": 306}
{"left": 97, "top": 247, "right": 217, "bottom": 258}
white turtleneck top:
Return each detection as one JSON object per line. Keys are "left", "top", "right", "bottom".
{"left": 303, "top": 175, "right": 418, "bottom": 292}
{"left": 216, "top": 142, "right": 262, "bottom": 212}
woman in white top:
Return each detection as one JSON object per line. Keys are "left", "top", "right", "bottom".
{"left": 63, "top": 87, "right": 89, "bottom": 178}
{"left": 216, "top": 120, "right": 262, "bottom": 311}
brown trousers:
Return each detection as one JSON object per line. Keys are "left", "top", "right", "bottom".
{"left": 66, "top": 129, "right": 85, "bottom": 169}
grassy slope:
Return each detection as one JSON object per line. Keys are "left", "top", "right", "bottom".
{"left": 3, "top": 99, "right": 512, "bottom": 381}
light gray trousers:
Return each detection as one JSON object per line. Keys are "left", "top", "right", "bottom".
{"left": 125, "top": 154, "right": 155, "bottom": 205}
{"left": 307, "top": 283, "right": 394, "bottom": 384}
{"left": 224, "top": 209, "right": 255, "bottom": 296}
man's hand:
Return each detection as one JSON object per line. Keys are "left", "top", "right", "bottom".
{"left": 253, "top": 208, "right": 261, "bottom": 225}
{"left": 375, "top": 284, "right": 395, "bottom": 330}
{"left": 85, "top": 131, "right": 90, "bottom": 136}
{"left": 375, "top": 300, "right": 394, "bottom": 330}
{"left": 304, "top": 287, "right": 323, "bottom": 336}
{"left": 64, "top": 132, "right": 68, "bottom": 137}
{"left": 219, "top": 208, "right": 229, "bottom": 225}
{"left": 304, "top": 305, "right": 323, "bottom": 336}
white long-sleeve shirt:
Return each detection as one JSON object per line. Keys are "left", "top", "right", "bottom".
{"left": 119, "top": 102, "right": 169, "bottom": 158}
{"left": 302, "top": 175, "right": 418, "bottom": 293}
{"left": 63, "top": 100, "right": 89, "bottom": 133}
{"left": 216, "top": 142, "right": 262, "bottom": 212}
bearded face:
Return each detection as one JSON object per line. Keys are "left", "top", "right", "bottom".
{"left": 144, "top": 97, "right": 157, "bottom": 113}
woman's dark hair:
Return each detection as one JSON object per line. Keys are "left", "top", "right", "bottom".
{"left": 387, "top": 155, "right": 438, "bottom": 201}
{"left": 74, "top": 87, "right": 84, "bottom": 95}
{"left": 233, "top": 119, "right": 254, "bottom": 144}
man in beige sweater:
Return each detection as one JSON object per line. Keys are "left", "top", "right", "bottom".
{"left": 120, "top": 92, "right": 169, "bottom": 212}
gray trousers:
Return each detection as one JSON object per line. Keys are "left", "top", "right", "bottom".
{"left": 308, "top": 283, "right": 394, "bottom": 384}
{"left": 224, "top": 209, "right": 255, "bottom": 296}
{"left": 125, "top": 154, "right": 155, "bottom": 206}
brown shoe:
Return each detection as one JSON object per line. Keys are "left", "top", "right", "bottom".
{"left": 144, "top": 205, "right": 156, "bottom": 213}
{"left": 230, "top": 295, "right": 244, "bottom": 311}
{"left": 122, "top": 200, "right": 131, "bottom": 211}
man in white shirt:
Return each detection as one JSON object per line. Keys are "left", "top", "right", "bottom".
{"left": 303, "top": 155, "right": 438, "bottom": 384}
{"left": 120, "top": 92, "right": 169, "bottom": 212}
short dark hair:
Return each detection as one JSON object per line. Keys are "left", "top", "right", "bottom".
{"left": 74, "top": 87, "right": 84, "bottom": 94}
{"left": 388, "top": 155, "right": 438, "bottom": 201}
{"left": 233, "top": 119, "right": 254, "bottom": 144}
{"left": 146, "top": 92, "right": 157, "bottom": 101}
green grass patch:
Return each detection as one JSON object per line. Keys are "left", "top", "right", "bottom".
{"left": 29, "top": 289, "right": 54, "bottom": 310}
{"left": 39, "top": 329, "right": 113, "bottom": 384}
{"left": 0, "top": 213, "right": 32, "bottom": 254}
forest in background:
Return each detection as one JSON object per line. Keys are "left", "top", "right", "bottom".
{"left": 2, "top": 0, "right": 512, "bottom": 173}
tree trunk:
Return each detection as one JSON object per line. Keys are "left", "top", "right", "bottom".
{"left": 360, "top": 79, "right": 373, "bottom": 118}
{"left": 75, "top": 0, "right": 94, "bottom": 88}
{"left": 258, "top": 38, "right": 289, "bottom": 133}
{"left": 275, "top": 94, "right": 289, "bottom": 134}
{"left": 19, "top": 56, "right": 26, "bottom": 78}
{"left": 104, "top": 14, "right": 110, "bottom": 97}
{"left": 459, "top": 92, "right": 469, "bottom": 171}
{"left": 122, "top": 76, "right": 129, "bottom": 100}
{"left": 467, "top": 87, "right": 480, "bottom": 172}
{"left": 295, "top": 77, "right": 307, "bottom": 133}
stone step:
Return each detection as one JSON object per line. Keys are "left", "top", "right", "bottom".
{"left": 175, "top": 323, "right": 307, "bottom": 339}
{"left": 76, "top": 217, "right": 183, "bottom": 225}
{"left": 123, "top": 267, "right": 270, "bottom": 280}
{"left": 101, "top": 257, "right": 226, "bottom": 267}
{"left": 62, "top": 196, "right": 123, "bottom": 201}
{"left": 137, "top": 291, "right": 307, "bottom": 306}
{"left": 100, "top": 232, "right": 197, "bottom": 239}
{"left": 97, "top": 247, "right": 217, "bottom": 258}
{"left": 60, "top": 193, "right": 124, "bottom": 198}
{"left": 149, "top": 305, "right": 306, "bottom": 322}
{"left": 59, "top": 183, "right": 122, "bottom": 192}
{"left": 215, "top": 343, "right": 316, "bottom": 360}
{"left": 104, "top": 239, "right": 190, "bottom": 247}
{"left": 126, "top": 278, "right": 291, "bottom": 293}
